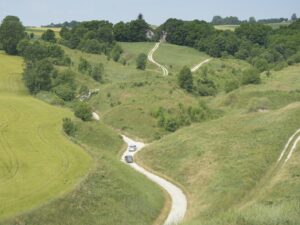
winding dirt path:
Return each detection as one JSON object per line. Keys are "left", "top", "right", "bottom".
{"left": 191, "top": 59, "right": 212, "bottom": 72}
{"left": 148, "top": 42, "right": 169, "bottom": 76}
{"left": 92, "top": 112, "right": 187, "bottom": 224}
{"left": 121, "top": 135, "right": 187, "bottom": 225}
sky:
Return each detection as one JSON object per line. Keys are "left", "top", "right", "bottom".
{"left": 0, "top": 0, "right": 299, "bottom": 26}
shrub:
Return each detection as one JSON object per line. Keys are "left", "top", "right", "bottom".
{"left": 91, "top": 64, "right": 104, "bottom": 82}
{"left": 78, "top": 57, "right": 92, "bottom": 74}
{"left": 62, "top": 118, "right": 76, "bottom": 136}
{"left": 178, "top": 66, "right": 193, "bottom": 92}
{"left": 136, "top": 53, "right": 147, "bottom": 70}
{"left": 53, "top": 84, "right": 76, "bottom": 101}
{"left": 164, "top": 118, "right": 178, "bottom": 132}
{"left": 74, "top": 102, "right": 92, "bottom": 121}
{"left": 242, "top": 68, "right": 261, "bottom": 85}
{"left": 111, "top": 44, "right": 123, "bottom": 62}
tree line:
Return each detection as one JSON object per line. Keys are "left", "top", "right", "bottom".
{"left": 157, "top": 18, "right": 300, "bottom": 72}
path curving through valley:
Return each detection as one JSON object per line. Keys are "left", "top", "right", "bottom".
{"left": 121, "top": 135, "right": 187, "bottom": 225}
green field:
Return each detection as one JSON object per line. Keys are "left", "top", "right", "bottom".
{"left": 214, "top": 24, "right": 240, "bottom": 31}
{"left": 0, "top": 52, "right": 91, "bottom": 220}
{"left": 154, "top": 43, "right": 210, "bottom": 74}
{"left": 25, "top": 27, "right": 61, "bottom": 38}
{"left": 138, "top": 64, "right": 300, "bottom": 225}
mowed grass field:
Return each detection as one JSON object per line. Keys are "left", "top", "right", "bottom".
{"left": 25, "top": 27, "right": 61, "bottom": 38}
{"left": 0, "top": 52, "right": 91, "bottom": 221}
{"left": 154, "top": 43, "right": 210, "bottom": 74}
{"left": 3, "top": 121, "right": 165, "bottom": 225}
{"left": 138, "top": 64, "right": 300, "bottom": 225}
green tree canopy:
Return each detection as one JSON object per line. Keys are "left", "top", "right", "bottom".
{"left": 41, "top": 29, "right": 57, "bottom": 43}
{"left": 0, "top": 16, "right": 25, "bottom": 55}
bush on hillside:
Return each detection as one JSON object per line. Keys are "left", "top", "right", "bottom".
{"left": 111, "top": 44, "right": 123, "bottom": 62}
{"left": 136, "top": 53, "right": 147, "bottom": 70}
{"left": 195, "top": 69, "right": 217, "bottom": 96}
{"left": 74, "top": 102, "right": 92, "bottom": 121}
{"left": 177, "top": 66, "right": 193, "bottom": 92}
{"left": 91, "top": 63, "right": 104, "bottom": 82}
{"left": 52, "top": 70, "right": 77, "bottom": 101}
{"left": 62, "top": 118, "right": 76, "bottom": 136}
{"left": 78, "top": 57, "right": 92, "bottom": 74}
{"left": 242, "top": 68, "right": 261, "bottom": 85}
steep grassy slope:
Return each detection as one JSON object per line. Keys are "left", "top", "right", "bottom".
{"left": 0, "top": 52, "right": 91, "bottom": 221}
{"left": 3, "top": 121, "right": 165, "bottom": 225}
{"left": 138, "top": 64, "right": 300, "bottom": 225}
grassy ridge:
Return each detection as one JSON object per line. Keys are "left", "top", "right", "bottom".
{"left": 138, "top": 64, "right": 300, "bottom": 225}
{"left": 0, "top": 52, "right": 91, "bottom": 220}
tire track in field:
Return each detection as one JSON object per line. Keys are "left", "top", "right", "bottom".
{"left": 148, "top": 42, "right": 169, "bottom": 76}
{"left": 239, "top": 128, "right": 300, "bottom": 209}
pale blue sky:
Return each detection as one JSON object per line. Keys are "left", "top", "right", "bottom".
{"left": 0, "top": 0, "right": 299, "bottom": 26}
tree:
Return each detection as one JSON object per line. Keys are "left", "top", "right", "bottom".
{"left": 62, "top": 118, "right": 76, "bottom": 136}
{"left": 74, "top": 102, "right": 92, "bottom": 121}
{"left": 249, "top": 17, "right": 256, "bottom": 23}
{"left": 177, "top": 66, "right": 193, "bottom": 92}
{"left": 0, "top": 16, "right": 25, "bottom": 55}
{"left": 291, "top": 13, "right": 297, "bottom": 21}
{"left": 113, "top": 22, "right": 129, "bottom": 41}
{"left": 23, "top": 59, "right": 56, "bottom": 94}
{"left": 138, "top": 13, "right": 144, "bottom": 20}
{"left": 59, "top": 27, "right": 71, "bottom": 40}
{"left": 136, "top": 53, "right": 147, "bottom": 70}
{"left": 41, "top": 29, "right": 56, "bottom": 43}
{"left": 91, "top": 64, "right": 104, "bottom": 82}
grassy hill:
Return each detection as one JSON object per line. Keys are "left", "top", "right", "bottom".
{"left": 62, "top": 44, "right": 203, "bottom": 141}
{"left": 137, "top": 64, "right": 300, "bottom": 225}
{"left": 0, "top": 52, "right": 91, "bottom": 221}
{"left": 0, "top": 44, "right": 165, "bottom": 224}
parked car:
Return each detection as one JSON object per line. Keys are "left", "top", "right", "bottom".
{"left": 125, "top": 155, "right": 134, "bottom": 163}
{"left": 129, "top": 145, "right": 137, "bottom": 152}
